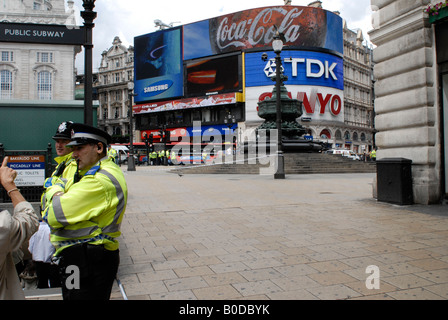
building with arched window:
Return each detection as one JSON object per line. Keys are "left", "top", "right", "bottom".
{"left": 0, "top": 0, "right": 88, "bottom": 154}
{"left": 95, "top": 36, "right": 135, "bottom": 143}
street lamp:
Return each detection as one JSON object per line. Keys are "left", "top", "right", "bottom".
{"left": 273, "top": 33, "right": 285, "bottom": 179}
{"left": 127, "top": 81, "right": 136, "bottom": 171}
{"left": 81, "top": 0, "right": 97, "bottom": 126}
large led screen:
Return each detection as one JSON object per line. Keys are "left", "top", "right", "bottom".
{"left": 134, "top": 27, "right": 183, "bottom": 103}
{"left": 184, "top": 6, "right": 343, "bottom": 60}
{"left": 245, "top": 50, "right": 344, "bottom": 90}
{"left": 185, "top": 54, "right": 241, "bottom": 97}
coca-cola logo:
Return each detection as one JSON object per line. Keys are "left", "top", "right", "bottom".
{"left": 210, "top": 6, "right": 327, "bottom": 54}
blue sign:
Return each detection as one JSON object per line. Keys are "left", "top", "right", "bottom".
{"left": 134, "top": 27, "right": 183, "bottom": 103}
{"left": 187, "top": 124, "right": 237, "bottom": 137}
{"left": 245, "top": 50, "right": 344, "bottom": 90}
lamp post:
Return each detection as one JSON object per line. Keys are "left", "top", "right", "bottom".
{"left": 81, "top": 0, "right": 97, "bottom": 126}
{"left": 127, "top": 81, "right": 136, "bottom": 171}
{"left": 273, "top": 33, "right": 285, "bottom": 179}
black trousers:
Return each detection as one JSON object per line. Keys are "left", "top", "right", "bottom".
{"left": 57, "top": 243, "right": 119, "bottom": 300}
{"left": 35, "top": 261, "right": 61, "bottom": 288}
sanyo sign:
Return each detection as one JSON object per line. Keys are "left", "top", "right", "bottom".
{"left": 245, "top": 85, "right": 344, "bottom": 124}
{"left": 244, "top": 50, "right": 344, "bottom": 124}
{"left": 245, "top": 50, "right": 344, "bottom": 90}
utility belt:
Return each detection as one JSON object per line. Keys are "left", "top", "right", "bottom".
{"left": 52, "top": 242, "right": 118, "bottom": 268}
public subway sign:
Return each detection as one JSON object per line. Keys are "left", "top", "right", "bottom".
{"left": 7, "top": 155, "right": 46, "bottom": 187}
{"left": 0, "top": 22, "right": 85, "bottom": 45}
{"left": 183, "top": 6, "right": 343, "bottom": 60}
{"left": 245, "top": 50, "right": 344, "bottom": 90}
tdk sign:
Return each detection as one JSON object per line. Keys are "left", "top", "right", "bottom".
{"left": 246, "top": 50, "right": 343, "bottom": 90}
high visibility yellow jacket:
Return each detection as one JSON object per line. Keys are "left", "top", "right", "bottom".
{"left": 42, "top": 157, "right": 128, "bottom": 256}
{"left": 40, "top": 152, "right": 77, "bottom": 214}
{"left": 108, "top": 148, "right": 118, "bottom": 159}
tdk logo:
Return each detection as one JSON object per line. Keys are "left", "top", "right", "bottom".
{"left": 263, "top": 58, "right": 339, "bottom": 81}
{"left": 264, "top": 59, "right": 284, "bottom": 78}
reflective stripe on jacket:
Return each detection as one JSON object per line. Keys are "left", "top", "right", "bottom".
{"left": 43, "top": 157, "right": 128, "bottom": 255}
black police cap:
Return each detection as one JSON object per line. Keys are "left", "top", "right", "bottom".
{"left": 66, "top": 123, "right": 112, "bottom": 147}
{"left": 52, "top": 121, "right": 74, "bottom": 140}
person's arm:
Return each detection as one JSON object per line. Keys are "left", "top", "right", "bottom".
{"left": 0, "top": 157, "right": 39, "bottom": 251}
{"left": 0, "top": 157, "right": 26, "bottom": 207}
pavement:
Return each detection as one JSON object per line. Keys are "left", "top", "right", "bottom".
{"left": 24, "top": 164, "right": 448, "bottom": 300}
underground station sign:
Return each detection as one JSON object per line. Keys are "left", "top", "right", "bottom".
{"left": 0, "top": 22, "right": 84, "bottom": 45}
{"left": 8, "top": 155, "right": 46, "bottom": 187}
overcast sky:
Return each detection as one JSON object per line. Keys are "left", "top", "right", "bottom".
{"left": 70, "top": 0, "right": 374, "bottom": 73}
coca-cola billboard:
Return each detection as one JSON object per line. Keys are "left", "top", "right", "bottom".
{"left": 184, "top": 6, "right": 342, "bottom": 60}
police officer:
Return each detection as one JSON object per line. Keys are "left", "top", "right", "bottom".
{"left": 107, "top": 145, "right": 119, "bottom": 164}
{"left": 41, "top": 121, "right": 77, "bottom": 210}
{"left": 42, "top": 123, "right": 128, "bottom": 300}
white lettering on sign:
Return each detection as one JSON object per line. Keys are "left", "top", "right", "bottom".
{"left": 144, "top": 84, "right": 169, "bottom": 94}
{"left": 216, "top": 8, "right": 303, "bottom": 50}
{"left": 284, "top": 58, "right": 338, "bottom": 80}
{"left": 5, "top": 29, "right": 65, "bottom": 38}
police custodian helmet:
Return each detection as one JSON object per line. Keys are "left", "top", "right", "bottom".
{"left": 52, "top": 121, "right": 74, "bottom": 140}
{"left": 66, "top": 123, "right": 112, "bottom": 147}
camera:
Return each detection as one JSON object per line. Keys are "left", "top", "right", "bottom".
{"left": 261, "top": 53, "right": 268, "bottom": 62}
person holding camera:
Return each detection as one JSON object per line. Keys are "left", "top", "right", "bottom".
{"left": 0, "top": 157, "right": 39, "bottom": 300}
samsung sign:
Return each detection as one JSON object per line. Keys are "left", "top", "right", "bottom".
{"left": 134, "top": 27, "right": 183, "bottom": 103}
{"left": 245, "top": 50, "right": 343, "bottom": 90}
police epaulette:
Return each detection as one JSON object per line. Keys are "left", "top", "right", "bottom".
{"left": 85, "top": 165, "right": 101, "bottom": 176}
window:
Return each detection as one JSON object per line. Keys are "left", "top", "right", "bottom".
{"left": 33, "top": 2, "right": 41, "bottom": 10}
{"left": 0, "top": 70, "right": 12, "bottom": 99}
{"left": 1, "top": 51, "right": 13, "bottom": 62}
{"left": 37, "top": 71, "right": 52, "bottom": 100}
{"left": 115, "top": 73, "right": 121, "bottom": 83}
{"left": 37, "top": 52, "right": 53, "bottom": 63}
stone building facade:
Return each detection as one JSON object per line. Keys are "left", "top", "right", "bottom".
{"left": 0, "top": 0, "right": 80, "bottom": 101}
{"left": 95, "top": 36, "right": 134, "bottom": 141}
{"left": 303, "top": 22, "right": 375, "bottom": 153}
{"left": 369, "top": 0, "right": 448, "bottom": 204}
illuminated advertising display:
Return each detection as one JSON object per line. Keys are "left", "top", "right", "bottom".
{"left": 186, "top": 54, "right": 241, "bottom": 97}
{"left": 133, "top": 93, "right": 240, "bottom": 115}
{"left": 134, "top": 27, "right": 183, "bottom": 103}
{"left": 246, "top": 85, "right": 344, "bottom": 124}
{"left": 183, "top": 6, "right": 343, "bottom": 60}
{"left": 245, "top": 50, "right": 343, "bottom": 90}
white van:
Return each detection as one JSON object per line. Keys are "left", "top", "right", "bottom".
{"left": 332, "top": 149, "right": 360, "bottom": 161}
{"left": 111, "top": 145, "right": 129, "bottom": 164}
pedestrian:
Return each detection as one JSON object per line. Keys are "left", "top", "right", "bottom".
{"left": 28, "top": 221, "right": 60, "bottom": 288}
{"left": 0, "top": 157, "right": 40, "bottom": 300}
{"left": 41, "top": 123, "right": 128, "bottom": 300}
{"left": 107, "top": 145, "right": 119, "bottom": 164}
{"left": 370, "top": 148, "right": 377, "bottom": 161}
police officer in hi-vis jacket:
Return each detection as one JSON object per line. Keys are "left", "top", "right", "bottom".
{"left": 42, "top": 123, "right": 128, "bottom": 300}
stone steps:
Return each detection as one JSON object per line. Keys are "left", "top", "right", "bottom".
{"left": 171, "top": 153, "right": 377, "bottom": 175}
